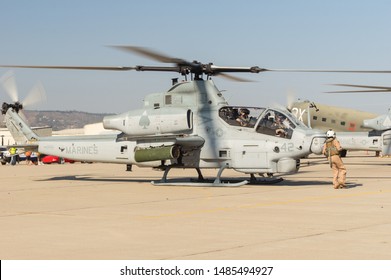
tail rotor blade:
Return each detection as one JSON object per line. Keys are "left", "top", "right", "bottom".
{"left": 0, "top": 71, "right": 19, "bottom": 102}
{"left": 22, "top": 81, "right": 47, "bottom": 108}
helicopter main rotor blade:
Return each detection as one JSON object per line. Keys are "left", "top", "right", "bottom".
{"left": 263, "top": 69, "right": 391, "bottom": 73}
{"left": 210, "top": 65, "right": 268, "bottom": 73}
{"left": 135, "top": 66, "right": 183, "bottom": 72}
{"left": 216, "top": 72, "right": 254, "bottom": 82}
{"left": 326, "top": 83, "right": 391, "bottom": 93}
{"left": 3, "top": 44, "right": 391, "bottom": 77}
{"left": 333, "top": 83, "right": 391, "bottom": 91}
{"left": 112, "top": 46, "right": 194, "bottom": 66}
{"left": 325, "top": 89, "right": 391, "bottom": 93}
{"left": 0, "top": 65, "right": 136, "bottom": 71}
{"left": 210, "top": 67, "right": 391, "bottom": 74}
{"left": 3, "top": 65, "right": 391, "bottom": 74}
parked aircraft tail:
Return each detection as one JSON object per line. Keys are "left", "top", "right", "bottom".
{"left": 363, "top": 111, "right": 391, "bottom": 131}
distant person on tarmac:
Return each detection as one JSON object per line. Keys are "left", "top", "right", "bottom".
{"left": 9, "top": 147, "right": 17, "bottom": 165}
{"left": 25, "top": 150, "right": 32, "bottom": 165}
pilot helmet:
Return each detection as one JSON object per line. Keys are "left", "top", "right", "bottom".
{"left": 326, "top": 129, "right": 336, "bottom": 138}
{"left": 268, "top": 111, "right": 275, "bottom": 120}
{"left": 240, "top": 108, "right": 250, "bottom": 115}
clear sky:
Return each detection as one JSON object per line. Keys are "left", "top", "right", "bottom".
{"left": 0, "top": 0, "right": 390, "bottom": 114}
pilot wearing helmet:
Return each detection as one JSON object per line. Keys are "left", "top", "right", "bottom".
{"left": 236, "top": 108, "right": 250, "bottom": 126}
{"left": 322, "top": 129, "right": 347, "bottom": 189}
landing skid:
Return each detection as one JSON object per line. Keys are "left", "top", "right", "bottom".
{"left": 249, "top": 173, "right": 284, "bottom": 185}
{"left": 151, "top": 165, "right": 248, "bottom": 187}
{"left": 151, "top": 180, "right": 248, "bottom": 187}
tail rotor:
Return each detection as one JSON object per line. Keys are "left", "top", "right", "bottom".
{"left": 1, "top": 71, "right": 46, "bottom": 115}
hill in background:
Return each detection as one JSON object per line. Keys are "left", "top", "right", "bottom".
{"left": 0, "top": 110, "right": 112, "bottom": 131}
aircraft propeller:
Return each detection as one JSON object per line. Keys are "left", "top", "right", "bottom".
{"left": 285, "top": 90, "right": 297, "bottom": 111}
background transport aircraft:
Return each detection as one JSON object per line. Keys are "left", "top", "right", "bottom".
{"left": 289, "top": 99, "right": 378, "bottom": 132}
{"left": 289, "top": 90, "right": 391, "bottom": 156}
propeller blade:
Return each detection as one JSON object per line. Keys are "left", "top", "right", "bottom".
{"left": 0, "top": 71, "right": 19, "bottom": 102}
{"left": 0, "top": 65, "right": 136, "bottom": 71}
{"left": 286, "top": 90, "right": 296, "bottom": 111}
{"left": 22, "top": 81, "right": 47, "bottom": 108}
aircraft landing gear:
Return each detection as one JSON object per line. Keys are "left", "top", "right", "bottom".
{"left": 151, "top": 164, "right": 248, "bottom": 187}
{"left": 248, "top": 173, "right": 283, "bottom": 184}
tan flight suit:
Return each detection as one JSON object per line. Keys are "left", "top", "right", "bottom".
{"left": 322, "top": 138, "right": 347, "bottom": 189}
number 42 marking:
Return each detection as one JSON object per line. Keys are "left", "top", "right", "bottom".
{"left": 280, "top": 143, "right": 294, "bottom": 152}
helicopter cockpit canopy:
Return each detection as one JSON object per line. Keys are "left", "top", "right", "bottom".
{"left": 219, "top": 106, "right": 265, "bottom": 128}
{"left": 219, "top": 106, "right": 301, "bottom": 139}
{"left": 256, "top": 109, "right": 297, "bottom": 138}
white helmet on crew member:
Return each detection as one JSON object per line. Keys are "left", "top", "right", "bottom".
{"left": 326, "top": 129, "right": 336, "bottom": 138}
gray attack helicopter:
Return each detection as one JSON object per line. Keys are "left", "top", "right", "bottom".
{"left": 2, "top": 46, "right": 388, "bottom": 186}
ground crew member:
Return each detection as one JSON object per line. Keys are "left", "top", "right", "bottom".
{"left": 9, "top": 147, "right": 17, "bottom": 165}
{"left": 25, "top": 150, "right": 32, "bottom": 165}
{"left": 322, "top": 129, "right": 347, "bottom": 189}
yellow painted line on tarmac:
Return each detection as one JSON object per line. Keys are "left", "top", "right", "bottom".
{"left": 138, "top": 188, "right": 391, "bottom": 220}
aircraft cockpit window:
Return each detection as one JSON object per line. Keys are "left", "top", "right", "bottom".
{"left": 219, "top": 107, "right": 265, "bottom": 128}
{"left": 256, "top": 110, "right": 296, "bottom": 139}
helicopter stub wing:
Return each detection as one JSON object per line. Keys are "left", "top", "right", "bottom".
{"left": 117, "top": 133, "right": 205, "bottom": 148}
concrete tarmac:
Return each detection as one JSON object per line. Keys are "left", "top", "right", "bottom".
{"left": 1, "top": 152, "right": 391, "bottom": 260}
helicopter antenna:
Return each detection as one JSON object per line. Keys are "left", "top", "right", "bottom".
{"left": 171, "top": 78, "right": 178, "bottom": 86}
